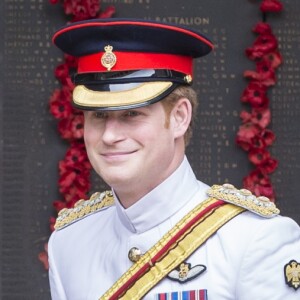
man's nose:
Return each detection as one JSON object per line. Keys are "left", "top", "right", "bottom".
{"left": 101, "top": 117, "right": 125, "bottom": 144}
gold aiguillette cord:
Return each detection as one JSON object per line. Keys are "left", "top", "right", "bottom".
{"left": 99, "top": 198, "right": 244, "bottom": 300}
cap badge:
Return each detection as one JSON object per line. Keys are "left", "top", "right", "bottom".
{"left": 284, "top": 260, "right": 300, "bottom": 290}
{"left": 167, "top": 262, "right": 206, "bottom": 283}
{"left": 101, "top": 45, "right": 117, "bottom": 71}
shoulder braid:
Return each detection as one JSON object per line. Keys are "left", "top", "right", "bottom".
{"left": 54, "top": 184, "right": 279, "bottom": 231}
{"left": 54, "top": 190, "right": 114, "bottom": 230}
{"left": 207, "top": 183, "right": 280, "bottom": 218}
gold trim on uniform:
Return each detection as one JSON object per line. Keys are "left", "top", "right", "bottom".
{"left": 284, "top": 260, "right": 300, "bottom": 290}
{"left": 99, "top": 198, "right": 245, "bottom": 300}
{"left": 207, "top": 183, "right": 280, "bottom": 218}
{"left": 54, "top": 191, "right": 114, "bottom": 230}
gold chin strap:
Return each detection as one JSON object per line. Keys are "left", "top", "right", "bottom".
{"left": 99, "top": 197, "right": 245, "bottom": 300}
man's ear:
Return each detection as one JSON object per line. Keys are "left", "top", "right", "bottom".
{"left": 170, "top": 98, "right": 192, "bottom": 138}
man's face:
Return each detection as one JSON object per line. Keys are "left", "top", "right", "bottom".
{"left": 83, "top": 101, "right": 185, "bottom": 203}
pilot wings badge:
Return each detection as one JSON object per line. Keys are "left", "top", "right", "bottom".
{"left": 284, "top": 260, "right": 300, "bottom": 290}
{"left": 167, "top": 262, "right": 206, "bottom": 283}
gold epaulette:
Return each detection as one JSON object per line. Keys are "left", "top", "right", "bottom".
{"left": 54, "top": 191, "right": 114, "bottom": 230}
{"left": 207, "top": 183, "right": 280, "bottom": 218}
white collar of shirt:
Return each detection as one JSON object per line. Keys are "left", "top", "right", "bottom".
{"left": 113, "top": 156, "right": 202, "bottom": 234}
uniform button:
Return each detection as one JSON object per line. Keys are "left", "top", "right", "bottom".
{"left": 128, "top": 247, "right": 142, "bottom": 263}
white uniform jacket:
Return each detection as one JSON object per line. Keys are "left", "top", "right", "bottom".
{"left": 48, "top": 157, "right": 300, "bottom": 299}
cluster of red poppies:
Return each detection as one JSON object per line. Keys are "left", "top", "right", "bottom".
{"left": 236, "top": 0, "right": 283, "bottom": 201}
{"left": 49, "top": 0, "right": 115, "bottom": 222}
{"left": 38, "top": 0, "right": 116, "bottom": 271}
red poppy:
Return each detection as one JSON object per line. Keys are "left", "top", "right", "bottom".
{"left": 62, "top": 185, "right": 90, "bottom": 204}
{"left": 245, "top": 33, "right": 278, "bottom": 60}
{"left": 58, "top": 113, "right": 84, "bottom": 140}
{"left": 252, "top": 108, "right": 271, "bottom": 128}
{"left": 258, "top": 186, "right": 275, "bottom": 201}
{"left": 254, "top": 183, "right": 275, "bottom": 201}
{"left": 240, "top": 110, "right": 252, "bottom": 123}
{"left": 59, "top": 161, "right": 91, "bottom": 191}
{"left": 252, "top": 22, "right": 272, "bottom": 35}
{"left": 249, "top": 135, "right": 267, "bottom": 149}
{"left": 54, "top": 0, "right": 116, "bottom": 21}
{"left": 50, "top": 98, "right": 73, "bottom": 120}
{"left": 240, "top": 108, "right": 271, "bottom": 129}
{"left": 254, "top": 33, "right": 278, "bottom": 52}
{"left": 237, "top": 122, "right": 260, "bottom": 140}
{"left": 248, "top": 148, "right": 270, "bottom": 165}
{"left": 241, "top": 82, "right": 269, "bottom": 108}
{"left": 235, "top": 136, "right": 251, "bottom": 152}
{"left": 244, "top": 60, "right": 276, "bottom": 86}
{"left": 238, "top": 129, "right": 274, "bottom": 151}
{"left": 248, "top": 146, "right": 277, "bottom": 174}
{"left": 63, "top": 0, "right": 100, "bottom": 21}
{"left": 58, "top": 166, "right": 91, "bottom": 202}
{"left": 64, "top": 142, "right": 91, "bottom": 168}
{"left": 71, "top": 114, "right": 85, "bottom": 139}
{"left": 261, "top": 51, "right": 282, "bottom": 69}
{"left": 260, "top": 0, "right": 283, "bottom": 13}
{"left": 54, "top": 62, "right": 71, "bottom": 84}
{"left": 49, "top": 88, "right": 74, "bottom": 119}
{"left": 68, "top": 178, "right": 91, "bottom": 198}
{"left": 243, "top": 169, "right": 275, "bottom": 200}
{"left": 259, "top": 156, "right": 278, "bottom": 174}
{"left": 261, "top": 129, "right": 276, "bottom": 146}
{"left": 58, "top": 118, "right": 74, "bottom": 140}
{"left": 236, "top": 123, "right": 261, "bottom": 151}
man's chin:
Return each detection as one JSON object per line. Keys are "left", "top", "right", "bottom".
{"left": 100, "top": 174, "right": 134, "bottom": 189}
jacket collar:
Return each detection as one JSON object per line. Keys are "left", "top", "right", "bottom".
{"left": 114, "top": 156, "right": 202, "bottom": 233}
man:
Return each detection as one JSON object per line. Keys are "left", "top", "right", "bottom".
{"left": 48, "top": 18, "right": 300, "bottom": 299}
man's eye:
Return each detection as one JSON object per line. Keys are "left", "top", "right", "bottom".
{"left": 125, "top": 111, "right": 140, "bottom": 117}
{"left": 95, "top": 112, "right": 107, "bottom": 119}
